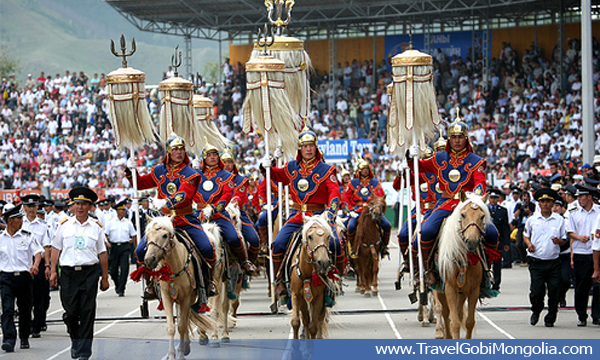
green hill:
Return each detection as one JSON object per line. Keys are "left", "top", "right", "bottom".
{"left": 0, "top": 0, "right": 222, "bottom": 85}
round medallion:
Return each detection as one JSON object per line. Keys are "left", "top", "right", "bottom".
{"left": 298, "top": 179, "right": 309, "bottom": 192}
{"left": 360, "top": 187, "right": 369, "bottom": 196}
{"left": 202, "top": 180, "right": 214, "bottom": 192}
{"left": 448, "top": 169, "right": 461, "bottom": 182}
{"left": 420, "top": 183, "right": 428, "bottom": 193}
{"left": 166, "top": 182, "right": 177, "bottom": 195}
{"left": 435, "top": 183, "right": 442, "bottom": 193}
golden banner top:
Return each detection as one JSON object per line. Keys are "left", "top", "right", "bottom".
{"left": 192, "top": 95, "right": 213, "bottom": 108}
{"left": 106, "top": 67, "right": 146, "bottom": 84}
{"left": 158, "top": 77, "right": 193, "bottom": 91}
{"left": 391, "top": 49, "right": 432, "bottom": 67}
{"left": 253, "top": 36, "right": 304, "bottom": 51}
{"left": 246, "top": 55, "right": 286, "bottom": 72}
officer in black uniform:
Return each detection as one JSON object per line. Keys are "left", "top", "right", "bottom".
{"left": 488, "top": 188, "right": 511, "bottom": 291}
{"left": 0, "top": 203, "right": 43, "bottom": 352}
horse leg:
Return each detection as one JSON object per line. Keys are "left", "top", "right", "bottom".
{"left": 433, "top": 291, "right": 445, "bottom": 339}
{"left": 290, "top": 288, "right": 302, "bottom": 339}
{"left": 221, "top": 291, "right": 231, "bottom": 342}
{"left": 177, "top": 298, "right": 191, "bottom": 360}
{"left": 162, "top": 292, "right": 177, "bottom": 360}
{"left": 314, "top": 293, "right": 328, "bottom": 339}
{"left": 465, "top": 288, "right": 479, "bottom": 339}
{"left": 308, "top": 294, "right": 325, "bottom": 339}
{"left": 372, "top": 256, "right": 379, "bottom": 295}
{"left": 445, "top": 288, "right": 463, "bottom": 339}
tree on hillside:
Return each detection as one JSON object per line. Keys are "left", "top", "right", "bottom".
{"left": 203, "top": 61, "right": 219, "bottom": 83}
{"left": 0, "top": 51, "right": 20, "bottom": 79}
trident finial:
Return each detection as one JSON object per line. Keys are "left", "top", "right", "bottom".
{"left": 110, "top": 35, "right": 137, "bottom": 68}
{"left": 265, "top": 0, "right": 294, "bottom": 36}
{"left": 257, "top": 23, "right": 275, "bottom": 55}
{"left": 171, "top": 46, "right": 182, "bottom": 77}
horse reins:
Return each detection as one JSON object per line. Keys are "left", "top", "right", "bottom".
{"left": 147, "top": 232, "right": 191, "bottom": 280}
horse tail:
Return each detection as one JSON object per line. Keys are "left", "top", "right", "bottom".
{"left": 190, "top": 312, "right": 217, "bottom": 337}
{"left": 204, "top": 222, "right": 222, "bottom": 262}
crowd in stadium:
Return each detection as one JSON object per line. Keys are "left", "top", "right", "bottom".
{"left": 1, "top": 37, "right": 600, "bottom": 195}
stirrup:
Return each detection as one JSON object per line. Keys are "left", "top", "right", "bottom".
{"left": 208, "top": 280, "right": 218, "bottom": 297}
{"left": 241, "top": 260, "right": 256, "bottom": 275}
{"left": 143, "top": 287, "right": 158, "bottom": 300}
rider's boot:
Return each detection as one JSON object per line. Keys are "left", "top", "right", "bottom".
{"left": 258, "top": 226, "right": 268, "bottom": 253}
{"left": 380, "top": 229, "right": 391, "bottom": 258}
{"left": 233, "top": 245, "right": 256, "bottom": 275}
{"left": 420, "top": 247, "right": 439, "bottom": 287}
{"left": 142, "top": 271, "right": 158, "bottom": 300}
{"left": 272, "top": 253, "right": 286, "bottom": 297}
{"left": 335, "top": 253, "right": 347, "bottom": 276}
{"left": 207, "top": 267, "right": 217, "bottom": 297}
{"left": 248, "top": 244, "right": 259, "bottom": 269}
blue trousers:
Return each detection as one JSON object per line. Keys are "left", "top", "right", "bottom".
{"left": 398, "top": 208, "right": 433, "bottom": 252}
{"left": 240, "top": 211, "right": 260, "bottom": 256}
{"left": 214, "top": 217, "right": 245, "bottom": 252}
{"left": 255, "top": 201, "right": 279, "bottom": 229}
{"left": 272, "top": 210, "right": 342, "bottom": 259}
{"left": 136, "top": 221, "right": 216, "bottom": 265}
{"left": 418, "top": 207, "right": 499, "bottom": 251}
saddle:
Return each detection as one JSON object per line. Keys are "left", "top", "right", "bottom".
{"left": 174, "top": 228, "right": 211, "bottom": 308}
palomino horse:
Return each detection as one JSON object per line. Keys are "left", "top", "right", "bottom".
{"left": 433, "top": 191, "right": 491, "bottom": 339}
{"left": 353, "top": 195, "right": 386, "bottom": 297}
{"left": 290, "top": 213, "right": 339, "bottom": 339}
{"left": 144, "top": 216, "right": 219, "bottom": 360}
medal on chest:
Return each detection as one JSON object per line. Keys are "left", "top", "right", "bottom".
{"left": 202, "top": 180, "right": 214, "bottom": 192}
{"left": 166, "top": 182, "right": 177, "bottom": 195}
{"left": 448, "top": 169, "right": 461, "bottom": 182}
{"left": 360, "top": 187, "right": 369, "bottom": 196}
{"left": 420, "top": 183, "right": 428, "bottom": 193}
{"left": 298, "top": 179, "right": 309, "bottom": 192}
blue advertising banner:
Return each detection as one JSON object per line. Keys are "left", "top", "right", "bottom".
{"left": 384, "top": 30, "right": 490, "bottom": 66}
{"left": 318, "top": 139, "right": 374, "bottom": 161}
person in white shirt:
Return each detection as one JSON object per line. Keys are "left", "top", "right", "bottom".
{"left": 50, "top": 187, "right": 108, "bottom": 360}
{"left": 0, "top": 203, "right": 43, "bottom": 352}
{"left": 104, "top": 199, "right": 136, "bottom": 297}
{"left": 566, "top": 184, "right": 600, "bottom": 327}
{"left": 523, "top": 189, "right": 567, "bottom": 327}
{"left": 20, "top": 195, "right": 51, "bottom": 338}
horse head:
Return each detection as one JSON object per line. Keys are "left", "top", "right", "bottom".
{"left": 144, "top": 216, "right": 176, "bottom": 269}
{"left": 366, "top": 195, "right": 386, "bottom": 223}
{"left": 302, "top": 213, "right": 334, "bottom": 274}
{"left": 458, "top": 191, "right": 490, "bottom": 253}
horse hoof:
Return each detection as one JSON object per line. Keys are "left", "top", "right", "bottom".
{"left": 222, "top": 337, "right": 230, "bottom": 343}
{"left": 364, "top": 292, "right": 371, "bottom": 298}
{"left": 198, "top": 338, "right": 209, "bottom": 346}
{"left": 354, "top": 287, "right": 361, "bottom": 293}
{"left": 372, "top": 291, "right": 378, "bottom": 296}
{"left": 208, "top": 340, "right": 221, "bottom": 348}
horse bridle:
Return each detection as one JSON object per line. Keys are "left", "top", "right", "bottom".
{"left": 458, "top": 219, "right": 485, "bottom": 252}
{"left": 147, "top": 233, "right": 175, "bottom": 254}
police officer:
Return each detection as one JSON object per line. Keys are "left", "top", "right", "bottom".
{"left": 104, "top": 199, "right": 136, "bottom": 296}
{"left": 523, "top": 188, "right": 566, "bottom": 327}
{"left": 20, "top": 194, "right": 51, "bottom": 338}
{"left": 50, "top": 187, "right": 109, "bottom": 360}
{"left": 0, "top": 203, "right": 43, "bottom": 352}
{"left": 488, "top": 188, "right": 510, "bottom": 291}
{"left": 566, "top": 183, "right": 600, "bottom": 327}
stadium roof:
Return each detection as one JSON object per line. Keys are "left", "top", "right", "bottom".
{"left": 106, "top": 0, "right": 600, "bottom": 41}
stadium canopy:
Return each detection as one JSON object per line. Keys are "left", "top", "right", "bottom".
{"left": 105, "top": 0, "right": 600, "bottom": 42}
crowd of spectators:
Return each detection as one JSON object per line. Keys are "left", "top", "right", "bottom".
{"left": 1, "top": 36, "right": 600, "bottom": 195}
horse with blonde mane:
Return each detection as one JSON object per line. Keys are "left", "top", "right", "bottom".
{"left": 143, "top": 216, "right": 219, "bottom": 359}
{"left": 433, "top": 191, "right": 491, "bottom": 339}
{"left": 290, "top": 213, "right": 340, "bottom": 339}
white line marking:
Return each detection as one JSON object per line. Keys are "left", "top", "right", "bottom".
{"left": 477, "top": 310, "right": 515, "bottom": 339}
{"left": 377, "top": 292, "right": 402, "bottom": 339}
{"left": 44, "top": 307, "right": 139, "bottom": 360}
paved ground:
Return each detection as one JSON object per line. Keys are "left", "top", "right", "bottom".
{"left": 4, "top": 239, "right": 600, "bottom": 360}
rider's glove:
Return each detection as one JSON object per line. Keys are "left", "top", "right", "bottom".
{"left": 127, "top": 157, "right": 137, "bottom": 170}
{"left": 409, "top": 145, "right": 419, "bottom": 158}
{"left": 202, "top": 206, "right": 214, "bottom": 220}
{"left": 191, "top": 158, "right": 201, "bottom": 169}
